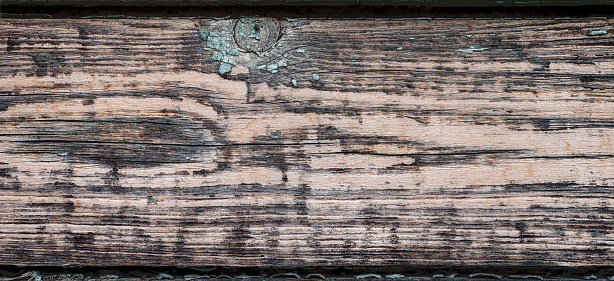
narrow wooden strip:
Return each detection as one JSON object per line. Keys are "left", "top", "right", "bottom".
{"left": 1, "top": 0, "right": 612, "bottom": 6}
{"left": 1, "top": 18, "right": 614, "bottom": 266}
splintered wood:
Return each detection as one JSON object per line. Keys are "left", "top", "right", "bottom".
{"left": 0, "top": 18, "right": 613, "bottom": 266}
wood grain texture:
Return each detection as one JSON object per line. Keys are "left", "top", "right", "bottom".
{"left": 1, "top": 18, "right": 614, "bottom": 266}
{"left": 1, "top": 0, "right": 612, "bottom": 6}
{"left": 11, "top": 267, "right": 608, "bottom": 280}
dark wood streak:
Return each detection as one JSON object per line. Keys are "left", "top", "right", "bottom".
{"left": 0, "top": 18, "right": 614, "bottom": 266}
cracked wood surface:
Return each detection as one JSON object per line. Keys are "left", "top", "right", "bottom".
{"left": 1, "top": 18, "right": 614, "bottom": 266}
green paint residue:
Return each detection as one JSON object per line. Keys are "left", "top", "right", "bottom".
{"left": 312, "top": 73, "right": 320, "bottom": 81}
{"left": 199, "top": 30, "right": 209, "bottom": 40}
{"left": 284, "top": 18, "right": 300, "bottom": 27}
{"left": 270, "top": 130, "right": 282, "bottom": 139}
{"left": 199, "top": 29, "right": 240, "bottom": 75}
{"left": 456, "top": 46, "right": 489, "bottom": 53}
{"left": 17, "top": 268, "right": 614, "bottom": 281}
{"left": 469, "top": 273, "right": 503, "bottom": 279}
{"left": 156, "top": 273, "right": 174, "bottom": 280}
{"left": 355, "top": 273, "right": 382, "bottom": 279}
{"left": 236, "top": 18, "right": 261, "bottom": 51}
{"left": 306, "top": 274, "right": 326, "bottom": 279}
{"left": 270, "top": 273, "right": 301, "bottom": 279}
{"left": 267, "top": 63, "right": 278, "bottom": 73}
{"left": 257, "top": 59, "right": 288, "bottom": 74}
{"left": 234, "top": 17, "right": 281, "bottom": 53}
{"left": 218, "top": 62, "right": 234, "bottom": 75}
{"left": 509, "top": 275, "right": 544, "bottom": 280}
{"left": 587, "top": 29, "right": 607, "bottom": 36}
{"left": 184, "top": 275, "right": 210, "bottom": 280}
{"left": 31, "top": 272, "right": 42, "bottom": 281}
{"left": 292, "top": 79, "right": 298, "bottom": 87}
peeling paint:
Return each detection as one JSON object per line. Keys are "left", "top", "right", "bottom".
{"left": 234, "top": 17, "right": 282, "bottom": 53}
{"left": 156, "top": 273, "right": 174, "bottom": 280}
{"left": 267, "top": 63, "right": 278, "bottom": 73}
{"left": 509, "top": 275, "right": 544, "bottom": 280}
{"left": 284, "top": 18, "right": 300, "bottom": 27}
{"left": 1, "top": 267, "right": 612, "bottom": 280}
{"left": 355, "top": 273, "right": 382, "bottom": 279}
{"left": 469, "top": 273, "right": 503, "bottom": 279}
{"left": 456, "top": 46, "right": 489, "bottom": 53}
{"left": 587, "top": 29, "right": 607, "bottom": 36}
{"left": 199, "top": 30, "right": 209, "bottom": 40}
{"left": 306, "top": 274, "right": 326, "bottom": 279}
{"left": 270, "top": 273, "right": 301, "bottom": 279}
{"left": 184, "top": 275, "right": 210, "bottom": 280}
{"left": 199, "top": 28, "right": 240, "bottom": 75}
{"left": 218, "top": 62, "right": 233, "bottom": 75}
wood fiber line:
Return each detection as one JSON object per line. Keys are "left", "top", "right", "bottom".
{"left": 0, "top": 18, "right": 614, "bottom": 266}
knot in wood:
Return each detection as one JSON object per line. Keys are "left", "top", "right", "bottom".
{"left": 233, "top": 17, "right": 282, "bottom": 53}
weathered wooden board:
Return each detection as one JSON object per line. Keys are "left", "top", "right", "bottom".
{"left": 1, "top": 0, "right": 612, "bottom": 6}
{"left": 11, "top": 267, "right": 606, "bottom": 280}
{"left": 1, "top": 18, "right": 614, "bottom": 266}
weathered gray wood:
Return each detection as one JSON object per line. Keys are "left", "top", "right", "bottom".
{"left": 1, "top": 0, "right": 612, "bottom": 6}
{"left": 1, "top": 18, "right": 614, "bottom": 266}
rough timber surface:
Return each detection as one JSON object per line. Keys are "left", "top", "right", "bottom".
{"left": 1, "top": 18, "right": 614, "bottom": 266}
{"left": 1, "top": 0, "right": 611, "bottom": 6}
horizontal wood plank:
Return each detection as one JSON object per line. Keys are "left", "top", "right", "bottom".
{"left": 1, "top": 0, "right": 612, "bottom": 6}
{"left": 1, "top": 18, "right": 614, "bottom": 266}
